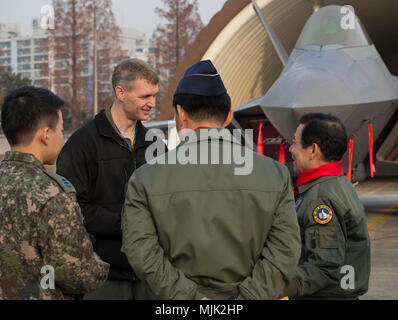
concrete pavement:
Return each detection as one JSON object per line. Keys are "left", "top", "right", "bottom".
{"left": 356, "top": 178, "right": 398, "bottom": 299}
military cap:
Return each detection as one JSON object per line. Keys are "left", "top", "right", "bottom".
{"left": 174, "top": 60, "right": 227, "bottom": 97}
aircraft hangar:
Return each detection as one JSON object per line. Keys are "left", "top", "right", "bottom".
{"left": 158, "top": 0, "right": 398, "bottom": 121}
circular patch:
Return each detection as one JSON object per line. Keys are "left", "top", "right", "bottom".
{"left": 313, "top": 205, "right": 333, "bottom": 225}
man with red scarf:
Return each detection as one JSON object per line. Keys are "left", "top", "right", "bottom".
{"left": 285, "top": 113, "right": 370, "bottom": 299}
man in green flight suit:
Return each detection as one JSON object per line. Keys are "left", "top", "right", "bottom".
{"left": 285, "top": 113, "right": 371, "bottom": 299}
{"left": 121, "top": 60, "right": 301, "bottom": 300}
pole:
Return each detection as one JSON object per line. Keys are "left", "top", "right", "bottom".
{"left": 368, "top": 123, "right": 374, "bottom": 178}
{"left": 175, "top": 0, "right": 179, "bottom": 67}
{"left": 93, "top": 0, "right": 98, "bottom": 116}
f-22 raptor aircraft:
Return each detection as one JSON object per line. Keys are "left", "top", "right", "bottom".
{"left": 231, "top": 2, "right": 398, "bottom": 181}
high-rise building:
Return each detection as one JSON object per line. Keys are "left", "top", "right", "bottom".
{"left": 0, "top": 23, "right": 20, "bottom": 39}
{"left": 0, "top": 21, "right": 50, "bottom": 87}
{"left": 0, "top": 21, "right": 160, "bottom": 121}
{"left": 120, "top": 27, "right": 150, "bottom": 62}
{"left": 0, "top": 20, "right": 151, "bottom": 85}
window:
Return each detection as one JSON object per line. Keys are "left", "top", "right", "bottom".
{"left": 0, "top": 58, "right": 11, "bottom": 65}
{"left": 34, "top": 63, "right": 48, "bottom": 69}
{"left": 55, "top": 61, "right": 68, "bottom": 69}
{"left": 0, "top": 50, "right": 11, "bottom": 57}
{"left": 18, "top": 48, "right": 31, "bottom": 55}
{"left": 18, "top": 56, "right": 31, "bottom": 63}
{"left": 34, "top": 38, "right": 48, "bottom": 46}
{"left": 17, "top": 40, "right": 31, "bottom": 47}
{"left": 0, "top": 42, "right": 11, "bottom": 49}
{"left": 295, "top": 5, "right": 371, "bottom": 49}
{"left": 18, "top": 64, "right": 31, "bottom": 71}
{"left": 34, "top": 55, "right": 48, "bottom": 62}
{"left": 35, "top": 46, "right": 48, "bottom": 54}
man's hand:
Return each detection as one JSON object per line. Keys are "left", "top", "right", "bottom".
{"left": 285, "top": 278, "right": 299, "bottom": 297}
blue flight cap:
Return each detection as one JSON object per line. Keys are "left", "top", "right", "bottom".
{"left": 174, "top": 60, "right": 227, "bottom": 97}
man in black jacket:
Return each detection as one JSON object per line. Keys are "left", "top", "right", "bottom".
{"left": 56, "top": 59, "right": 166, "bottom": 299}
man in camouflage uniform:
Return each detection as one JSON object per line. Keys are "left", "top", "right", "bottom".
{"left": 0, "top": 86, "right": 109, "bottom": 300}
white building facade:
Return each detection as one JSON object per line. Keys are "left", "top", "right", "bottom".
{"left": 0, "top": 20, "right": 152, "bottom": 84}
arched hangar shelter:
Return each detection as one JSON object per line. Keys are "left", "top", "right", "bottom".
{"left": 158, "top": 0, "right": 398, "bottom": 121}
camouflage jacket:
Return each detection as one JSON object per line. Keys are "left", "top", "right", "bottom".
{"left": 0, "top": 151, "right": 109, "bottom": 300}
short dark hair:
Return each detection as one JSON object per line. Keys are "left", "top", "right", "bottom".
{"left": 299, "top": 113, "right": 348, "bottom": 162}
{"left": 173, "top": 93, "right": 231, "bottom": 124}
{"left": 1, "top": 86, "right": 64, "bottom": 146}
{"left": 112, "top": 59, "right": 159, "bottom": 92}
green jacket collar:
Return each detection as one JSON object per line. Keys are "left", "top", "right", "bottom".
{"left": 298, "top": 175, "right": 338, "bottom": 194}
{"left": 178, "top": 128, "right": 242, "bottom": 147}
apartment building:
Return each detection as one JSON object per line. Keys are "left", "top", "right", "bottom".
{"left": 0, "top": 20, "right": 51, "bottom": 88}
{"left": 0, "top": 20, "right": 159, "bottom": 120}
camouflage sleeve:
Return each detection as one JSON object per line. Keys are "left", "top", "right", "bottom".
{"left": 38, "top": 192, "right": 109, "bottom": 294}
{"left": 238, "top": 165, "right": 301, "bottom": 300}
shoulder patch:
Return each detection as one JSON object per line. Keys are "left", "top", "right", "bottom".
{"left": 44, "top": 171, "right": 76, "bottom": 193}
{"left": 313, "top": 204, "right": 333, "bottom": 225}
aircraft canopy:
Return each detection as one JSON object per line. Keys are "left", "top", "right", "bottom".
{"left": 295, "top": 5, "right": 372, "bottom": 49}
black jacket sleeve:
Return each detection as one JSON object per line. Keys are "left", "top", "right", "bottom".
{"left": 56, "top": 131, "right": 122, "bottom": 239}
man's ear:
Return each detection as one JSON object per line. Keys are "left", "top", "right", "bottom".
{"left": 223, "top": 106, "right": 233, "bottom": 128}
{"left": 114, "top": 85, "right": 125, "bottom": 102}
{"left": 176, "top": 104, "right": 187, "bottom": 123}
{"left": 312, "top": 143, "right": 324, "bottom": 160}
{"left": 37, "top": 127, "right": 50, "bottom": 146}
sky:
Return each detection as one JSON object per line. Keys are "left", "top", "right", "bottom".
{"left": 0, "top": 0, "right": 227, "bottom": 38}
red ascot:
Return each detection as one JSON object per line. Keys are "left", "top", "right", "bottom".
{"left": 294, "top": 161, "right": 344, "bottom": 200}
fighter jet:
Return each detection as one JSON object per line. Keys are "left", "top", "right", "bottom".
{"left": 232, "top": 1, "right": 398, "bottom": 181}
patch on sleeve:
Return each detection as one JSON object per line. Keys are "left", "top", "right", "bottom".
{"left": 45, "top": 171, "right": 76, "bottom": 193}
{"left": 313, "top": 205, "right": 333, "bottom": 225}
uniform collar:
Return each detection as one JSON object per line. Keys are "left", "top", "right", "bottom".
{"left": 294, "top": 161, "right": 344, "bottom": 198}
{"left": 297, "top": 175, "right": 340, "bottom": 194}
{"left": 3, "top": 151, "right": 45, "bottom": 170}
{"left": 179, "top": 128, "right": 240, "bottom": 146}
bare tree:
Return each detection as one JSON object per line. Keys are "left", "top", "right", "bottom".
{"left": 92, "top": 0, "right": 124, "bottom": 113}
{"left": 0, "top": 48, "right": 6, "bottom": 75}
{"left": 151, "top": 0, "right": 204, "bottom": 107}
{"left": 49, "top": 0, "right": 123, "bottom": 131}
